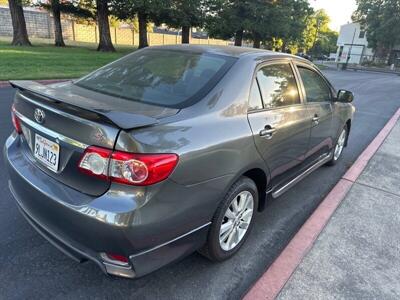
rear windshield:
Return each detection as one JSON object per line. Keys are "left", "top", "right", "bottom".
{"left": 75, "top": 49, "right": 237, "bottom": 108}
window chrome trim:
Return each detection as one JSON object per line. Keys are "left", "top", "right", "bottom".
{"left": 14, "top": 111, "right": 89, "bottom": 149}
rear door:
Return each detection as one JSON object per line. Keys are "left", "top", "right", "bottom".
{"left": 247, "top": 61, "right": 311, "bottom": 188}
{"left": 294, "top": 63, "right": 335, "bottom": 165}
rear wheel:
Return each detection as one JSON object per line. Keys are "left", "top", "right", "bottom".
{"left": 199, "top": 177, "right": 258, "bottom": 261}
{"left": 327, "top": 125, "right": 348, "bottom": 166}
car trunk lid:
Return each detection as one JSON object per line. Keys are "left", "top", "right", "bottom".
{"left": 10, "top": 80, "right": 178, "bottom": 196}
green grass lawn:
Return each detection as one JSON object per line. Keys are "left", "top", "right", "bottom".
{"left": 0, "top": 37, "right": 136, "bottom": 81}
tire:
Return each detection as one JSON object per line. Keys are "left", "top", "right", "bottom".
{"left": 326, "top": 124, "right": 348, "bottom": 166}
{"left": 199, "top": 177, "right": 258, "bottom": 261}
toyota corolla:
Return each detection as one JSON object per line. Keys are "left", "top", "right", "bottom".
{"left": 4, "top": 45, "right": 354, "bottom": 278}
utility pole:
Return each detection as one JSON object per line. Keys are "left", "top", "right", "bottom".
{"left": 344, "top": 27, "right": 357, "bottom": 69}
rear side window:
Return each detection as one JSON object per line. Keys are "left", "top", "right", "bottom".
{"left": 248, "top": 80, "right": 263, "bottom": 111}
{"left": 298, "top": 67, "right": 332, "bottom": 103}
{"left": 256, "top": 64, "right": 300, "bottom": 109}
{"left": 75, "top": 49, "right": 237, "bottom": 109}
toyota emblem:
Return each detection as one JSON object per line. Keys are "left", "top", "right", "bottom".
{"left": 34, "top": 108, "right": 45, "bottom": 124}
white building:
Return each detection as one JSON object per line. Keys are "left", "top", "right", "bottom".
{"left": 335, "top": 22, "right": 374, "bottom": 64}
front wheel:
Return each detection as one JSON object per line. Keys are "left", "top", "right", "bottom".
{"left": 199, "top": 177, "right": 258, "bottom": 261}
{"left": 327, "top": 125, "right": 348, "bottom": 166}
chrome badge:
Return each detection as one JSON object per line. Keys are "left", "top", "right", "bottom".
{"left": 34, "top": 108, "right": 45, "bottom": 124}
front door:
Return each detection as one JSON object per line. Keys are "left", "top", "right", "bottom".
{"left": 295, "top": 65, "right": 334, "bottom": 165}
{"left": 247, "top": 62, "right": 311, "bottom": 189}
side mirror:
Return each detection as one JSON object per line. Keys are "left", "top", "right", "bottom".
{"left": 336, "top": 90, "right": 354, "bottom": 103}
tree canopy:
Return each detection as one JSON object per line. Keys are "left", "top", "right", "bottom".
{"left": 353, "top": 0, "right": 400, "bottom": 56}
{"left": 7, "top": 0, "right": 338, "bottom": 55}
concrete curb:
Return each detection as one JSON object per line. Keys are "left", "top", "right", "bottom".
{"left": 243, "top": 107, "right": 400, "bottom": 300}
{"left": 0, "top": 79, "right": 72, "bottom": 88}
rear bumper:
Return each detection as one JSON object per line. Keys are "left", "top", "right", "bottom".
{"left": 4, "top": 134, "right": 214, "bottom": 278}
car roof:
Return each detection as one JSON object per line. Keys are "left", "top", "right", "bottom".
{"left": 146, "top": 44, "right": 310, "bottom": 63}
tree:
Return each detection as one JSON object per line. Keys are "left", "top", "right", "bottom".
{"left": 8, "top": 0, "right": 31, "bottom": 46}
{"left": 39, "top": 0, "right": 66, "bottom": 47}
{"left": 353, "top": 0, "right": 400, "bottom": 59}
{"left": 310, "top": 30, "right": 338, "bottom": 56}
{"left": 298, "top": 9, "right": 330, "bottom": 53}
{"left": 163, "top": 0, "right": 205, "bottom": 44}
{"left": 112, "top": 0, "right": 166, "bottom": 48}
{"left": 205, "top": 0, "right": 254, "bottom": 46}
{"left": 277, "top": 0, "right": 313, "bottom": 51}
{"left": 38, "top": 0, "right": 93, "bottom": 47}
{"left": 51, "top": 0, "right": 65, "bottom": 46}
{"left": 205, "top": 0, "right": 312, "bottom": 49}
{"left": 96, "top": 0, "right": 115, "bottom": 51}
{"left": 246, "top": 0, "right": 274, "bottom": 48}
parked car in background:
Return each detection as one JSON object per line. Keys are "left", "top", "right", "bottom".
{"left": 315, "top": 54, "right": 329, "bottom": 61}
{"left": 296, "top": 52, "right": 313, "bottom": 61}
{"left": 5, "top": 45, "right": 354, "bottom": 279}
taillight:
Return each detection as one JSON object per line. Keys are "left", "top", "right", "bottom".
{"left": 110, "top": 152, "right": 179, "bottom": 185}
{"left": 78, "top": 146, "right": 178, "bottom": 186}
{"left": 11, "top": 104, "right": 22, "bottom": 134}
{"left": 100, "top": 252, "right": 129, "bottom": 266}
{"left": 78, "top": 146, "right": 112, "bottom": 180}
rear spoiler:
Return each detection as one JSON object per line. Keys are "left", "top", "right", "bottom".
{"left": 9, "top": 80, "right": 159, "bottom": 130}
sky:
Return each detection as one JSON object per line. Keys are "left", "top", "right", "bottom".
{"left": 309, "top": 0, "right": 357, "bottom": 31}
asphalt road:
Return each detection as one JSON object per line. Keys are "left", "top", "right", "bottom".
{"left": 1, "top": 70, "right": 399, "bottom": 300}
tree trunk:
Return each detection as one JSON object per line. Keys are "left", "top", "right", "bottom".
{"left": 253, "top": 34, "right": 261, "bottom": 48}
{"left": 96, "top": 0, "right": 115, "bottom": 52}
{"left": 8, "top": 0, "right": 31, "bottom": 46}
{"left": 280, "top": 41, "right": 286, "bottom": 52}
{"left": 51, "top": 0, "right": 65, "bottom": 47}
{"left": 138, "top": 11, "right": 148, "bottom": 49}
{"left": 234, "top": 29, "right": 243, "bottom": 46}
{"left": 181, "top": 25, "right": 190, "bottom": 44}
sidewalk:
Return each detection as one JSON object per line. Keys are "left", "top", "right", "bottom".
{"left": 245, "top": 108, "right": 400, "bottom": 299}
{"left": 278, "top": 119, "right": 400, "bottom": 299}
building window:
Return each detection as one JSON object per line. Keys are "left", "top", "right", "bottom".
{"left": 359, "top": 30, "right": 366, "bottom": 39}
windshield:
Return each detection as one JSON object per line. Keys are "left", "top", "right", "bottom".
{"left": 75, "top": 49, "right": 237, "bottom": 109}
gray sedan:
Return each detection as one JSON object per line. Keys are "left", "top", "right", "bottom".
{"left": 4, "top": 45, "right": 354, "bottom": 278}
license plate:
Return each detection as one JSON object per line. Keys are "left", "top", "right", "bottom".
{"left": 34, "top": 134, "right": 60, "bottom": 172}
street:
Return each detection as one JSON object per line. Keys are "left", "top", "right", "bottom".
{"left": 1, "top": 70, "right": 399, "bottom": 300}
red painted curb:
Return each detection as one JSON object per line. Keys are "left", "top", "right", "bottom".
{"left": 0, "top": 79, "right": 72, "bottom": 88}
{"left": 343, "top": 108, "right": 400, "bottom": 182}
{"left": 244, "top": 107, "right": 400, "bottom": 300}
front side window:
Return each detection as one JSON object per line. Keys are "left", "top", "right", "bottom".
{"left": 76, "top": 49, "right": 237, "bottom": 108}
{"left": 298, "top": 67, "right": 332, "bottom": 103}
{"left": 256, "top": 64, "right": 300, "bottom": 109}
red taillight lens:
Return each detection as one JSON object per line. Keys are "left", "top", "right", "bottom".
{"left": 105, "top": 253, "right": 129, "bottom": 263}
{"left": 100, "top": 252, "right": 129, "bottom": 266}
{"left": 78, "top": 146, "right": 178, "bottom": 186}
{"left": 11, "top": 104, "right": 22, "bottom": 134}
{"left": 110, "top": 152, "right": 178, "bottom": 185}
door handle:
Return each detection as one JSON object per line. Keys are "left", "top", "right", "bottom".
{"left": 259, "top": 126, "right": 276, "bottom": 139}
{"left": 312, "top": 115, "right": 320, "bottom": 125}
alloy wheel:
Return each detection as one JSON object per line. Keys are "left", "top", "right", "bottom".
{"left": 219, "top": 190, "right": 254, "bottom": 251}
{"left": 333, "top": 128, "right": 346, "bottom": 161}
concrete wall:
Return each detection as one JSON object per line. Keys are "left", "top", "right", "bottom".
{"left": 0, "top": 6, "right": 73, "bottom": 39}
